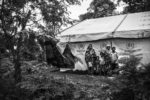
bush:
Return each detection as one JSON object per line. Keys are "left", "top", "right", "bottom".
{"left": 0, "top": 60, "right": 77, "bottom": 100}
{"left": 111, "top": 55, "right": 150, "bottom": 100}
{"left": 19, "top": 75, "right": 76, "bottom": 100}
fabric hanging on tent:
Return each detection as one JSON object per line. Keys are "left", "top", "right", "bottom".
{"left": 56, "top": 42, "right": 67, "bottom": 54}
{"left": 112, "top": 38, "right": 150, "bottom": 65}
{"left": 57, "top": 38, "right": 150, "bottom": 70}
{"left": 57, "top": 40, "right": 111, "bottom": 70}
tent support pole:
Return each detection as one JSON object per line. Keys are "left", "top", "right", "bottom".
{"left": 110, "top": 14, "right": 128, "bottom": 48}
{"left": 110, "top": 39, "right": 113, "bottom": 48}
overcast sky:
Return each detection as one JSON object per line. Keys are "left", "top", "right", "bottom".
{"left": 68, "top": 0, "right": 93, "bottom": 19}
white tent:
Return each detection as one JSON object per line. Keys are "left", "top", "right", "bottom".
{"left": 57, "top": 11, "right": 150, "bottom": 70}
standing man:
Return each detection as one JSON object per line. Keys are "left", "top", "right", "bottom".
{"left": 105, "top": 44, "right": 112, "bottom": 54}
{"left": 103, "top": 44, "right": 112, "bottom": 75}
{"left": 111, "top": 47, "right": 118, "bottom": 70}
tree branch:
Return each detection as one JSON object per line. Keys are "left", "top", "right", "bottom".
{"left": 26, "top": 18, "right": 43, "bottom": 26}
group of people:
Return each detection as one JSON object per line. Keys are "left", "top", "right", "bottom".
{"left": 85, "top": 44, "right": 118, "bottom": 75}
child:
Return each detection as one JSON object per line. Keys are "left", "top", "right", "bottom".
{"left": 91, "top": 50, "right": 97, "bottom": 74}
{"left": 99, "top": 51, "right": 106, "bottom": 75}
{"left": 95, "top": 56, "right": 100, "bottom": 74}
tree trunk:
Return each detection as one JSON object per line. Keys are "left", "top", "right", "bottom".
{"left": 13, "top": 10, "right": 31, "bottom": 83}
{"left": 13, "top": 38, "right": 22, "bottom": 83}
{"left": 14, "top": 58, "right": 21, "bottom": 83}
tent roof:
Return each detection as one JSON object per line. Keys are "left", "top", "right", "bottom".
{"left": 58, "top": 11, "right": 150, "bottom": 42}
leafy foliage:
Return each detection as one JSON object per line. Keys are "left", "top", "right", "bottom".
{"left": 79, "top": 0, "right": 116, "bottom": 21}
{"left": 0, "top": 60, "right": 75, "bottom": 100}
{"left": 118, "top": 0, "right": 150, "bottom": 13}
{"left": 111, "top": 56, "right": 150, "bottom": 100}
{"left": 37, "top": 0, "right": 81, "bottom": 36}
{"left": 0, "top": 0, "right": 82, "bottom": 83}
{"left": 0, "top": 0, "right": 83, "bottom": 99}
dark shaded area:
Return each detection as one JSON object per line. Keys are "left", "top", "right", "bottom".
{"left": 44, "top": 40, "right": 75, "bottom": 69}
{"left": 79, "top": 0, "right": 115, "bottom": 21}
{"left": 62, "top": 70, "right": 88, "bottom": 75}
{"left": 62, "top": 44, "right": 76, "bottom": 68}
{"left": 118, "top": 0, "right": 150, "bottom": 13}
{"left": 45, "top": 40, "right": 66, "bottom": 68}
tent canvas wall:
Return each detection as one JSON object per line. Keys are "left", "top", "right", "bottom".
{"left": 57, "top": 11, "right": 150, "bottom": 70}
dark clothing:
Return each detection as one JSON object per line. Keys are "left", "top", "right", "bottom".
{"left": 88, "top": 67, "right": 93, "bottom": 75}
{"left": 85, "top": 47, "right": 96, "bottom": 74}
{"left": 85, "top": 48, "right": 95, "bottom": 66}
{"left": 104, "top": 51, "right": 111, "bottom": 64}
{"left": 92, "top": 56, "right": 97, "bottom": 71}
{"left": 94, "top": 60, "right": 100, "bottom": 74}
{"left": 100, "top": 50, "right": 111, "bottom": 76}
{"left": 111, "top": 62, "right": 117, "bottom": 70}
{"left": 85, "top": 49, "right": 93, "bottom": 63}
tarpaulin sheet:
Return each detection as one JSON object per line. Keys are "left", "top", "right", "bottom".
{"left": 57, "top": 11, "right": 150, "bottom": 42}
{"left": 58, "top": 14, "right": 126, "bottom": 42}
{"left": 114, "top": 11, "right": 150, "bottom": 38}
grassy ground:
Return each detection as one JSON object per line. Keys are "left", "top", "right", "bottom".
{"left": 46, "top": 71, "right": 122, "bottom": 100}
{"left": 0, "top": 59, "right": 122, "bottom": 100}
{"left": 21, "top": 60, "right": 122, "bottom": 99}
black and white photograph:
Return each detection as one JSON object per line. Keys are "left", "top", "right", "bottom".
{"left": 0, "top": 0, "right": 150, "bottom": 100}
